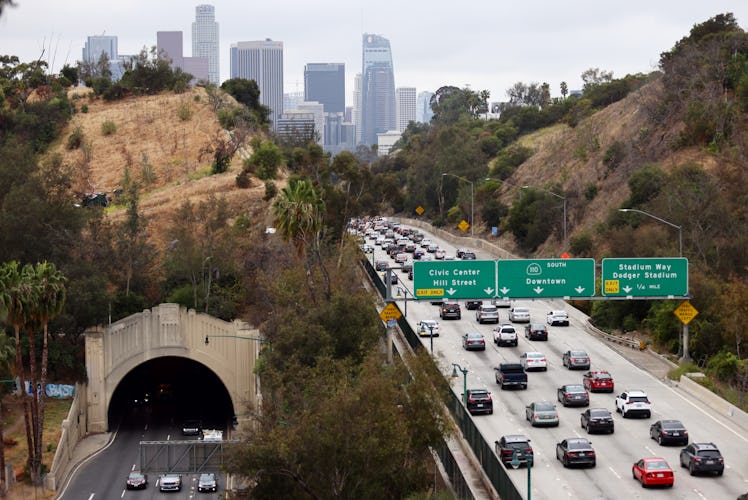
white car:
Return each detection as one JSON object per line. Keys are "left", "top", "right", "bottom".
{"left": 615, "top": 390, "right": 652, "bottom": 418}
{"left": 435, "top": 249, "right": 446, "bottom": 259}
{"left": 547, "top": 310, "right": 569, "bottom": 326}
{"left": 493, "top": 324, "right": 518, "bottom": 346}
{"left": 421, "top": 238, "right": 433, "bottom": 248}
{"left": 417, "top": 319, "right": 440, "bottom": 337}
{"left": 520, "top": 351, "right": 548, "bottom": 371}
{"left": 508, "top": 307, "right": 531, "bottom": 323}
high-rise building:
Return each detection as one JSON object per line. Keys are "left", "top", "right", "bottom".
{"left": 396, "top": 87, "right": 416, "bottom": 132}
{"left": 304, "top": 63, "right": 345, "bottom": 114}
{"left": 353, "top": 73, "right": 362, "bottom": 146}
{"left": 230, "top": 40, "right": 284, "bottom": 128}
{"left": 416, "top": 91, "right": 434, "bottom": 123}
{"left": 360, "top": 34, "right": 396, "bottom": 147}
{"left": 157, "top": 31, "right": 208, "bottom": 84}
{"left": 81, "top": 35, "right": 129, "bottom": 80}
{"left": 192, "top": 4, "right": 220, "bottom": 85}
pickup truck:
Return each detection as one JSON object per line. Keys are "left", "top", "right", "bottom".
{"left": 495, "top": 362, "right": 528, "bottom": 390}
{"left": 493, "top": 324, "right": 518, "bottom": 346}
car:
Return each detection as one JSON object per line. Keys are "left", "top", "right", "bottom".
{"left": 462, "top": 332, "right": 486, "bottom": 351}
{"left": 615, "top": 390, "right": 652, "bottom": 418}
{"left": 401, "top": 260, "right": 413, "bottom": 273}
{"left": 461, "top": 251, "right": 477, "bottom": 260}
{"left": 495, "top": 362, "right": 528, "bottom": 390}
{"left": 556, "top": 438, "right": 596, "bottom": 468}
{"left": 562, "top": 350, "right": 591, "bottom": 370}
{"left": 465, "top": 300, "right": 483, "bottom": 310}
{"left": 435, "top": 249, "right": 446, "bottom": 259}
{"left": 404, "top": 243, "right": 417, "bottom": 253}
{"left": 421, "top": 238, "right": 433, "bottom": 249}
{"left": 383, "top": 272, "right": 398, "bottom": 285}
{"left": 374, "top": 259, "right": 388, "bottom": 271}
{"left": 126, "top": 470, "right": 148, "bottom": 490}
{"left": 524, "top": 323, "right": 548, "bottom": 341}
{"left": 557, "top": 384, "right": 590, "bottom": 407}
{"left": 181, "top": 419, "right": 202, "bottom": 436}
{"left": 632, "top": 457, "right": 674, "bottom": 488}
{"left": 508, "top": 307, "right": 530, "bottom": 323}
{"left": 583, "top": 370, "right": 615, "bottom": 393}
{"left": 159, "top": 473, "right": 182, "bottom": 492}
{"left": 394, "top": 252, "right": 409, "bottom": 264}
{"left": 650, "top": 419, "right": 688, "bottom": 446}
{"left": 375, "top": 236, "right": 386, "bottom": 246}
{"left": 493, "top": 324, "right": 518, "bottom": 346}
{"left": 679, "top": 442, "right": 724, "bottom": 476}
{"left": 413, "top": 248, "right": 425, "bottom": 259}
{"left": 408, "top": 268, "right": 413, "bottom": 280}
{"left": 440, "top": 302, "right": 461, "bottom": 320}
{"left": 519, "top": 351, "right": 547, "bottom": 371}
{"left": 360, "top": 243, "right": 374, "bottom": 254}
{"left": 197, "top": 472, "right": 217, "bottom": 492}
{"left": 465, "top": 389, "right": 493, "bottom": 415}
{"left": 475, "top": 304, "right": 499, "bottom": 324}
{"left": 495, "top": 435, "right": 533, "bottom": 467}
{"left": 546, "top": 310, "right": 569, "bottom": 326}
{"left": 417, "top": 319, "right": 440, "bottom": 337}
{"left": 456, "top": 248, "right": 470, "bottom": 258}
{"left": 581, "top": 408, "right": 615, "bottom": 434}
{"left": 525, "top": 401, "right": 559, "bottom": 427}
{"left": 492, "top": 297, "right": 512, "bottom": 308}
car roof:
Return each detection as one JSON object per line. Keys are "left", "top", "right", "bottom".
{"left": 524, "top": 351, "right": 544, "bottom": 356}
{"left": 465, "top": 332, "right": 484, "bottom": 337}
{"left": 562, "top": 384, "right": 586, "bottom": 390}
{"left": 502, "top": 434, "right": 530, "bottom": 442}
{"left": 625, "top": 389, "right": 647, "bottom": 395}
{"left": 691, "top": 442, "right": 720, "bottom": 450}
{"left": 467, "top": 388, "right": 489, "bottom": 394}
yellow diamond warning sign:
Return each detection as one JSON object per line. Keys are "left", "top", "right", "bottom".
{"left": 415, "top": 206, "right": 425, "bottom": 215}
{"left": 673, "top": 301, "right": 698, "bottom": 325}
{"left": 379, "top": 303, "right": 402, "bottom": 322}
{"left": 458, "top": 220, "right": 470, "bottom": 232}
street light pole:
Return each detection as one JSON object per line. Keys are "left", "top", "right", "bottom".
{"left": 451, "top": 363, "right": 468, "bottom": 406}
{"left": 618, "top": 208, "right": 689, "bottom": 361}
{"left": 618, "top": 208, "right": 682, "bottom": 257}
{"left": 522, "top": 185, "right": 567, "bottom": 252}
{"left": 510, "top": 450, "right": 533, "bottom": 500}
{"left": 442, "top": 173, "right": 475, "bottom": 237}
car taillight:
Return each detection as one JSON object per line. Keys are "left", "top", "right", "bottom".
{"left": 693, "top": 457, "right": 701, "bottom": 462}
{"left": 564, "top": 393, "right": 570, "bottom": 398}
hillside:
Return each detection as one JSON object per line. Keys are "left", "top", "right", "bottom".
{"left": 53, "top": 87, "right": 272, "bottom": 251}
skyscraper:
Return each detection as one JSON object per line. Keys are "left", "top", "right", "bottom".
{"left": 353, "top": 73, "right": 362, "bottom": 145}
{"left": 396, "top": 87, "right": 416, "bottom": 132}
{"left": 304, "top": 63, "right": 345, "bottom": 114}
{"left": 360, "top": 34, "right": 396, "bottom": 147}
{"left": 230, "top": 40, "right": 284, "bottom": 128}
{"left": 192, "top": 4, "right": 219, "bottom": 85}
{"left": 416, "top": 91, "right": 435, "bottom": 123}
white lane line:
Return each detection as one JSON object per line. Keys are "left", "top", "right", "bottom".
{"left": 608, "top": 466, "right": 621, "bottom": 479}
{"left": 121, "top": 488, "right": 125, "bottom": 498}
{"left": 88, "top": 494, "right": 95, "bottom": 500}
{"left": 644, "top": 445, "right": 656, "bottom": 455}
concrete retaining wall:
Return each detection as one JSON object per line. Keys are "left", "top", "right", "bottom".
{"left": 677, "top": 374, "right": 748, "bottom": 433}
{"left": 46, "top": 382, "right": 87, "bottom": 490}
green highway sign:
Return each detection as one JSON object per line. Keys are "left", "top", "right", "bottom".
{"left": 413, "top": 260, "right": 496, "bottom": 300}
{"left": 497, "top": 259, "right": 595, "bottom": 298}
{"left": 602, "top": 258, "right": 688, "bottom": 297}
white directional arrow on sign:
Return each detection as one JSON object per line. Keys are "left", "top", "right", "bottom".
{"left": 484, "top": 287, "right": 494, "bottom": 295}
{"left": 575, "top": 286, "right": 585, "bottom": 293}
{"left": 446, "top": 288, "right": 457, "bottom": 295}
{"left": 499, "top": 287, "right": 510, "bottom": 295}
{"left": 622, "top": 286, "right": 632, "bottom": 293}
{"left": 533, "top": 286, "right": 544, "bottom": 294}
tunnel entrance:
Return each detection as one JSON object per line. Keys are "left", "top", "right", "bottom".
{"left": 108, "top": 356, "right": 234, "bottom": 433}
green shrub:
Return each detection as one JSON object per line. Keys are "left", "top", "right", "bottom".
{"left": 706, "top": 351, "right": 740, "bottom": 382}
{"left": 178, "top": 103, "right": 192, "bottom": 121}
{"left": 569, "top": 232, "right": 593, "bottom": 257}
{"left": 101, "top": 120, "right": 117, "bottom": 136}
{"left": 263, "top": 181, "right": 278, "bottom": 200}
{"left": 66, "top": 127, "right": 84, "bottom": 150}
{"left": 81, "top": 104, "right": 89, "bottom": 113}
{"left": 603, "top": 141, "right": 626, "bottom": 170}
{"left": 667, "top": 361, "right": 701, "bottom": 381}
{"left": 583, "top": 183, "right": 598, "bottom": 200}
{"left": 236, "top": 170, "right": 251, "bottom": 188}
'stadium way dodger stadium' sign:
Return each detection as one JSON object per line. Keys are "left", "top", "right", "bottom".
{"left": 602, "top": 258, "right": 688, "bottom": 297}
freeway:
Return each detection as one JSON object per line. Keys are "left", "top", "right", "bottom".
{"left": 367, "top": 223, "right": 748, "bottom": 500}
{"left": 58, "top": 406, "right": 226, "bottom": 500}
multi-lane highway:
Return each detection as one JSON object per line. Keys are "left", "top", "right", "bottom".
{"left": 58, "top": 407, "right": 227, "bottom": 500}
{"left": 366, "top": 221, "right": 748, "bottom": 500}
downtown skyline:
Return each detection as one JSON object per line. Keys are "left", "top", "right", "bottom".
{"left": 5, "top": 1, "right": 748, "bottom": 106}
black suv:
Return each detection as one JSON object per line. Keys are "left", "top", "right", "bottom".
{"left": 679, "top": 442, "right": 724, "bottom": 476}
{"left": 465, "top": 389, "right": 493, "bottom": 415}
{"left": 465, "top": 300, "right": 483, "bottom": 310}
{"left": 495, "top": 435, "right": 533, "bottom": 467}
{"left": 440, "top": 302, "right": 461, "bottom": 320}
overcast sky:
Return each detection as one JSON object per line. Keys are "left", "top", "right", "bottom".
{"left": 3, "top": 1, "right": 748, "bottom": 106}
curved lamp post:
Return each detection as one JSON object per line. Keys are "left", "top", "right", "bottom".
{"left": 451, "top": 363, "right": 468, "bottom": 406}
{"left": 522, "top": 185, "right": 567, "bottom": 252}
{"left": 442, "top": 173, "right": 474, "bottom": 237}
{"left": 618, "top": 208, "right": 682, "bottom": 257}
{"left": 510, "top": 449, "right": 533, "bottom": 500}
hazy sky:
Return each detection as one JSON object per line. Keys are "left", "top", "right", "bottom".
{"left": 3, "top": 1, "right": 748, "bottom": 105}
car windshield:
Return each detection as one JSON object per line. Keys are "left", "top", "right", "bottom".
{"left": 565, "top": 385, "right": 586, "bottom": 393}
{"left": 200, "top": 474, "right": 214, "bottom": 481}
{"left": 506, "top": 441, "right": 530, "bottom": 450}
{"left": 527, "top": 353, "right": 543, "bottom": 359}
{"left": 482, "top": 307, "right": 497, "bottom": 312}
{"left": 629, "top": 396, "right": 649, "bottom": 403}
{"left": 501, "top": 327, "right": 516, "bottom": 333}
{"left": 129, "top": 472, "right": 143, "bottom": 479}
{"left": 470, "top": 391, "right": 489, "bottom": 399}
{"left": 697, "top": 450, "right": 721, "bottom": 458}
{"left": 570, "top": 351, "right": 588, "bottom": 357}
{"left": 534, "top": 402, "right": 554, "bottom": 411}
{"left": 530, "top": 324, "right": 546, "bottom": 329}
{"left": 467, "top": 333, "right": 483, "bottom": 339}
{"left": 594, "top": 373, "right": 611, "bottom": 379}
{"left": 568, "top": 440, "right": 591, "bottom": 450}
{"left": 515, "top": 308, "right": 529, "bottom": 313}
{"left": 646, "top": 460, "right": 670, "bottom": 470}
{"left": 589, "top": 409, "right": 610, "bottom": 417}
{"left": 661, "top": 421, "right": 684, "bottom": 429}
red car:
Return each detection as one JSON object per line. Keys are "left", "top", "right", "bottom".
{"left": 583, "top": 370, "right": 615, "bottom": 393}
{"left": 632, "top": 457, "right": 674, "bottom": 488}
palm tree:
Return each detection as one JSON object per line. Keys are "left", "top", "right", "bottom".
{"left": 29, "top": 262, "right": 65, "bottom": 484}
{"left": 272, "top": 179, "right": 330, "bottom": 299}
{"left": 0, "top": 333, "right": 16, "bottom": 498}
{"left": 0, "top": 262, "right": 35, "bottom": 483}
